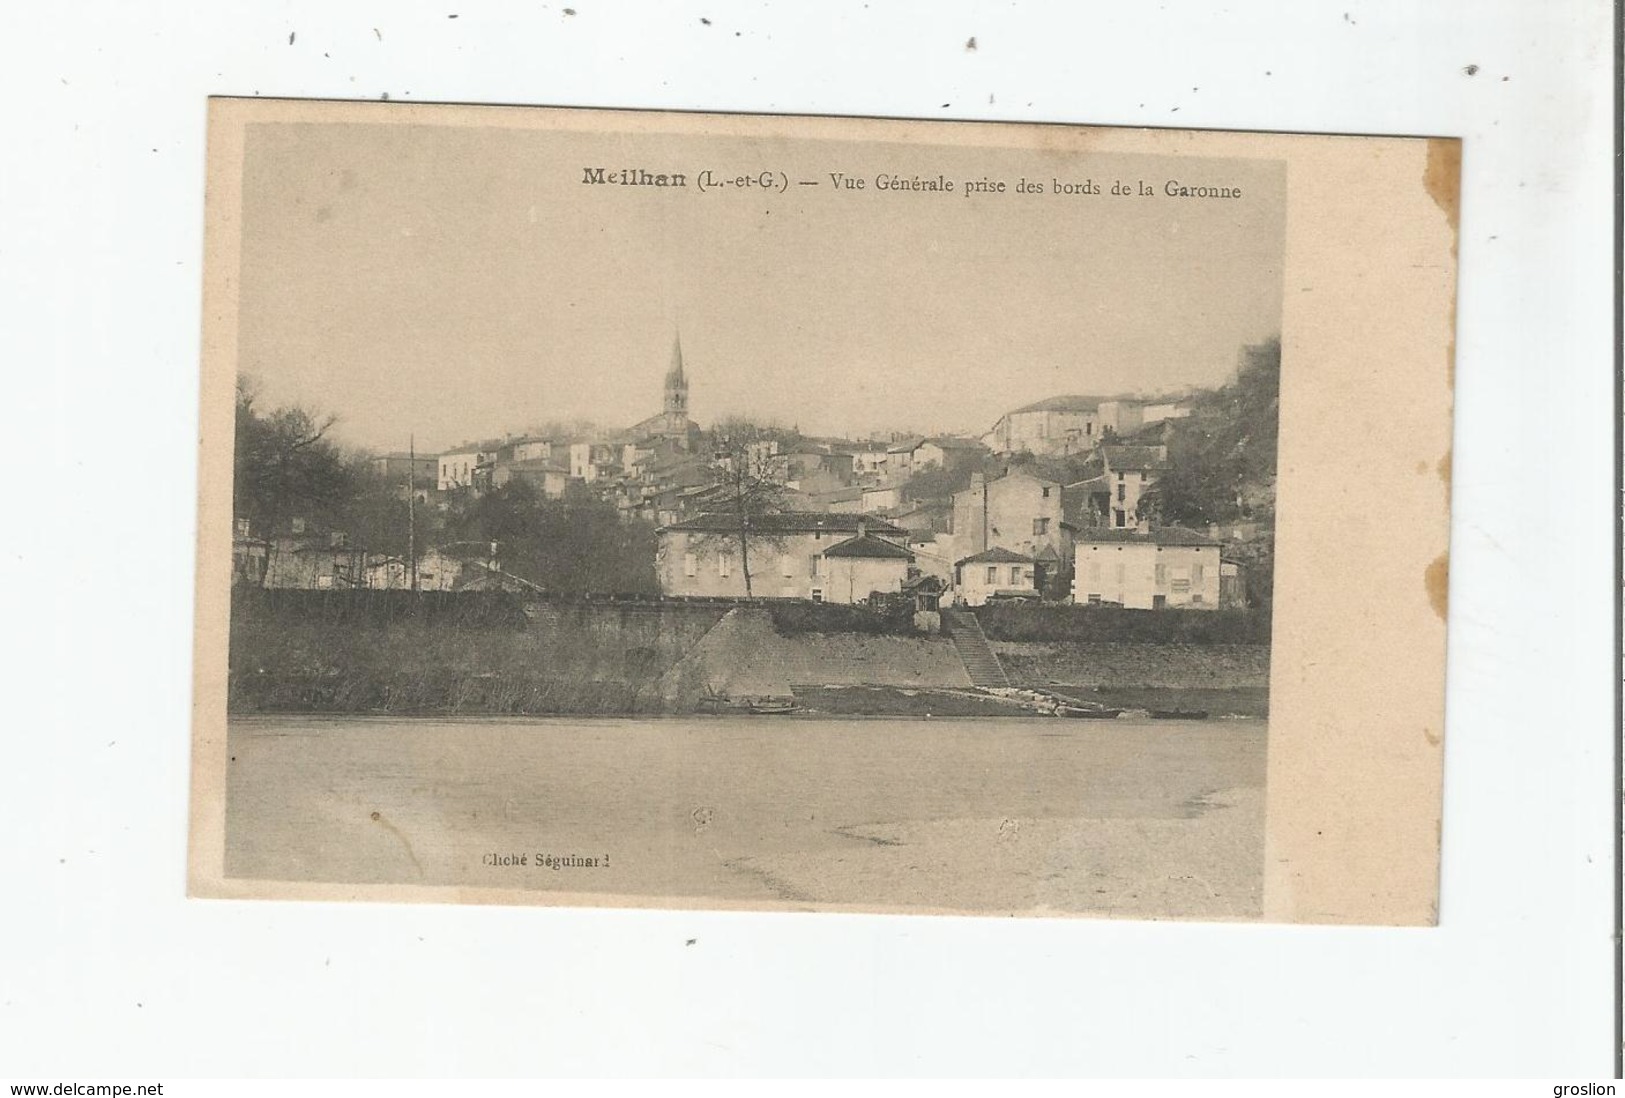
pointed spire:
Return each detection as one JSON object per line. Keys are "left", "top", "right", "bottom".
{"left": 666, "top": 331, "right": 686, "bottom": 386}
{"left": 663, "top": 329, "right": 689, "bottom": 418}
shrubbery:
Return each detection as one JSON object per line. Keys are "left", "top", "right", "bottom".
{"left": 972, "top": 602, "right": 1270, "bottom": 645}
{"left": 232, "top": 587, "right": 532, "bottom": 630}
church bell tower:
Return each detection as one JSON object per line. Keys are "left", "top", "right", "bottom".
{"left": 663, "top": 333, "right": 689, "bottom": 417}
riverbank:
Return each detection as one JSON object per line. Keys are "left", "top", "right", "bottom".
{"left": 228, "top": 591, "right": 1271, "bottom": 717}
{"left": 789, "top": 684, "right": 1266, "bottom": 719}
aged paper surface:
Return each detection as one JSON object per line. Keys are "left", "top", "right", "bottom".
{"left": 191, "top": 98, "right": 1455, "bottom": 925}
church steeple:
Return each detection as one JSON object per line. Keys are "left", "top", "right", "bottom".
{"left": 663, "top": 332, "right": 688, "bottom": 416}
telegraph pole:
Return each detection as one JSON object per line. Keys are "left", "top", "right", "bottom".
{"left": 407, "top": 434, "right": 419, "bottom": 592}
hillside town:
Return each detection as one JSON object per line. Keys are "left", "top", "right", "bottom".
{"left": 231, "top": 333, "right": 1278, "bottom": 618}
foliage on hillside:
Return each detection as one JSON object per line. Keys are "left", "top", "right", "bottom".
{"left": 1137, "top": 338, "right": 1280, "bottom": 608}
{"left": 233, "top": 379, "right": 658, "bottom": 595}
{"left": 1137, "top": 338, "right": 1279, "bottom": 528}
{"left": 439, "top": 479, "right": 659, "bottom": 595}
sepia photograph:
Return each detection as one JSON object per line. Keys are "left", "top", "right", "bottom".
{"left": 192, "top": 99, "right": 1452, "bottom": 923}
{"left": 20, "top": 0, "right": 1623, "bottom": 1078}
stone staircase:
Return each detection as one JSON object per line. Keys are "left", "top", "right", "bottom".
{"left": 943, "top": 609, "right": 1010, "bottom": 688}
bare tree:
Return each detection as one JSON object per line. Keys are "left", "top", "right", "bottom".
{"left": 234, "top": 376, "right": 354, "bottom": 586}
{"left": 702, "top": 419, "right": 793, "bottom": 597}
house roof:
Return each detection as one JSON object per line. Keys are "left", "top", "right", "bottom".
{"left": 956, "top": 546, "right": 1035, "bottom": 565}
{"left": 1006, "top": 392, "right": 1184, "bottom": 417}
{"left": 951, "top": 470, "right": 1061, "bottom": 503}
{"left": 918, "top": 436, "right": 984, "bottom": 451}
{"left": 894, "top": 498, "right": 950, "bottom": 515}
{"left": 1007, "top": 395, "right": 1106, "bottom": 415}
{"left": 660, "top": 511, "right": 907, "bottom": 536}
{"left": 501, "top": 457, "right": 570, "bottom": 474}
{"left": 455, "top": 560, "right": 546, "bottom": 593}
{"left": 1100, "top": 445, "right": 1169, "bottom": 471}
{"left": 821, "top": 533, "right": 915, "bottom": 560}
{"left": 886, "top": 437, "right": 924, "bottom": 454}
{"left": 1075, "top": 526, "right": 1219, "bottom": 547}
{"left": 811, "top": 487, "right": 865, "bottom": 503}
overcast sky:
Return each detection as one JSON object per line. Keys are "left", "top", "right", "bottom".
{"left": 238, "top": 120, "right": 1285, "bottom": 454}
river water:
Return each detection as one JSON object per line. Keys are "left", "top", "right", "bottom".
{"left": 225, "top": 715, "right": 1266, "bottom": 919}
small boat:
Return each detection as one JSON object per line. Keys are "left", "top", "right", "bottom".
{"left": 748, "top": 699, "right": 801, "bottom": 715}
{"left": 1056, "top": 705, "right": 1123, "bottom": 719}
{"left": 1149, "top": 708, "right": 1209, "bottom": 720}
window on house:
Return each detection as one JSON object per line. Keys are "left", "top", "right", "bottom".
{"left": 1191, "top": 563, "right": 1205, "bottom": 585}
{"left": 781, "top": 554, "right": 794, "bottom": 578}
{"left": 1153, "top": 594, "right": 1167, "bottom": 610}
{"left": 718, "top": 554, "right": 733, "bottom": 578}
{"left": 810, "top": 555, "right": 821, "bottom": 577}
{"left": 1033, "top": 517, "right": 1050, "bottom": 535}
{"left": 986, "top": 566, "right": 998, "bottom": 584}
{"left": 1117, "top": 483, "right": 1126, "bottom": 501}
{"left": 1192, "top": 594, "right": 1205, "bottom": 604}
{"left": 1117, "top": 471, "right": 1125, "bottom": 481}
{"left": 1041, "top": 486, "right": 1052, "bottom": 498}
{"left": 683, "top": 553, "right": 697, "bottom": 578}
{"left": 1155, "top": 563, "right": 1167, "bottom": 586}
{"left": 1114, "top": 509, "right": 1126, "bottom": 528}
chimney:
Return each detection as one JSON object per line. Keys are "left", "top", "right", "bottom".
{"left": 969, "top": 472, "right": 985, "bottom": 491}
{"left": 857, "top": 518, "right": 868, "bottom": 539}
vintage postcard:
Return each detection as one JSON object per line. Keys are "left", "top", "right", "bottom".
{"left": 190, "top": 99, "right": 1456, "bottom": 924}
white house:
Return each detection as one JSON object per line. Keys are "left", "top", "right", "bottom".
{"left": 509, "top": 437, "right": 554, "bottom": 463}
{"left": 438, "top": 445, "right": 495, "bottom": 491}
{"left": 491, "top": 457, "right": 571, "bottom": 498}
{"left": 569, "top": 441, "right": 619, "bottom": 482}
{"left": 1099, "top": 444, "right": 1167, "bottom": 530}
{"left": 1072, "top": 527, "right": 1221, "bottom": 609}
{"left": 655, "top": 512, "right": 910, "bottom": 601}
{"left": 884, "top": 438, "right": 921, "bottom": 482}
{"left": 910, "top": 436, "right": 985, "bottom": 471}
{"left": 949, "top": 471, "right": 1068, "bottom": 589}
{"left": 848, "top": 443, "right": 892, "bottom": 479}
{"left": 983, "top": 394, "right": 1188, "bottom": 457}
{"left": 1069, "top": 444, "right": 1169, "bottom": 531}
{"left": 816, "top": 532, "right": 916, "bottom": 604}
{"left": 953, "top": 547, "right": 1039, "bottom": 606}
{"left": 860, "top": 484, "right": 902, "bottom": 512}
{"left": 982, "top": 396, "right": 1102, "bottom": 456}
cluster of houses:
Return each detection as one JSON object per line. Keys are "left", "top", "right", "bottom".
{"left": 230, "top": 517, "right": 544, "bottom": 595}
{"left": 655, "top": 460, "right": 1243, "bottom": 612}
{"left": 236, "top": 334, "right": 1260, "bottom": 611}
